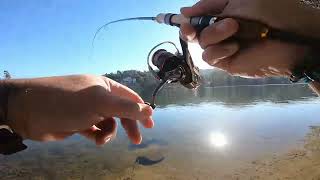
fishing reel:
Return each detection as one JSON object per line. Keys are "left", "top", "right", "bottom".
{"left": 146, "top": 38, "right": 201, "bottom": 109}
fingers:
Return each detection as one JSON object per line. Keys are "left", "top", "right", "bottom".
{"left": 79, "top": 126, "right": 102, "bottom": 143}
{"left": 209, "top": 57, "right": 232, "bottom": 74}
{"left": 203, "top": 42, "right": 239, "bottom": 65}
{"left": 120, "top": 118, "right": 142, "bottom": 144}
{"left": 180, "top": 23, "right": 198, "bottom": 43}
{"left": 108, "top": 96, "right": 153, "bottom": 125}
{"left": 96, "top": 94, "right": 152, "bottom": 122}
{"left": 104, "top": 77, "right": 154, "bottom": 128}
{"left": 95, "top": 118, "right": 117, "bottom": 145}
{"left": 199, "top": 18, "right": 239, "bottom": 49}
{"left": 181, "top": 0, "right": 229, "bottom": 17}
{"left": 106, "top": 78, "right": 144, "bottom": 103}
{"left": 180, "top": 18, "right": 239, "bottom": 65}
{"left": 79, "top": 118, "right": 117, "bottom": 146}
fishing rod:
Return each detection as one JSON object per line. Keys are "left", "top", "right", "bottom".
{"left": 92, "top": 17, "right": 156, "bottom": 47}
{"left": 94, "top": 13, "right": 320, "bottom": 109}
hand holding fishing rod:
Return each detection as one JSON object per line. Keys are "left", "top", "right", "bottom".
{"left": 93, "top": 0, "right": 320, "bottom": 109}
{"left": 155, "top": 13, "right": 320, "bottom": 45}
{"left": 147, "top": 11, "right": 320, "bottom": 108}
{"left": 179, "top": 0, "right": 320, "bottom": 80}
{"left": 146, "top": 13, "right": 274, "bottom": 108}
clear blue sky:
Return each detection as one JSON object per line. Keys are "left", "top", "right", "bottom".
{"left": 0, "top": 0, "right": 201, "bottom": 78}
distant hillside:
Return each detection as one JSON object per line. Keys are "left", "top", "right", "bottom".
{"left": 104, "top": 69, "right": 291, "bottom": 93}
{"left": 200, "top": 69, "right": 291, "bottom": 87}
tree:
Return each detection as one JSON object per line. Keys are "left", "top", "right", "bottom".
{"left": 4, "top": 71, "right": 11, "bottom": 79}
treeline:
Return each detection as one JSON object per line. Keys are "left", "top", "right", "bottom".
{"left": 105, "top": 70, "right": 159, "bottom": 94}
{"left": 0, "top": 71, "right": 11, "bottom": 79}
{"left": 104, "top": 69, "right": 291, "bottom": 91}
{"left": 200, "top": 69, "right": 291, "bottom": 87}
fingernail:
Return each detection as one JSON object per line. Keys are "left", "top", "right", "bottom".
{"left": 135, "top": 135, "right": 142, "bottom": 145}
{"left": 142, "top": 118, "right": 154, "bottom": 129}
{"left": 139, "top": 104, "right": 153, "bottom": 116}
{"left": 202, "top": 50, "right": 210, "bottom": 61}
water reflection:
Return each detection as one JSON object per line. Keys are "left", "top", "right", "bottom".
{"left": 142, "top": 84, "right": 316, "bottom": 108}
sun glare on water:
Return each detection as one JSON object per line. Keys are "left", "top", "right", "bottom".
{"left": 209, "top": 132, "right": 228, "bottom": 148}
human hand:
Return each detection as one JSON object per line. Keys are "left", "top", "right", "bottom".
{"left": 5, "top": 75, "right": 153, "bottom": 145}
{"left": 180, "top": 0, "right": 320, "bottom": 78}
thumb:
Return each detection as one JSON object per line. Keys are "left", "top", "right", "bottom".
{"left": 181, "top": 0, "right": 229, "bottom": 17}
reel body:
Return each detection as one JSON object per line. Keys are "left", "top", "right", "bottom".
{"left": 146, "top": 38, "right": 201, "bottom": 109}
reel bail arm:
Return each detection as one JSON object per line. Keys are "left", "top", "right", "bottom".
{"left": 145, "top": 38, "right": 201, "bottom": 109}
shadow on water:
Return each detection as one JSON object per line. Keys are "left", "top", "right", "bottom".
{"left": 129, "top": 139, "right": 167, "bottom": 166}
{"left": 135, "top": 156, "right": 165, "bottom": 166}
{"left": 128, "top": 138, "right": 168, "bottom": 151}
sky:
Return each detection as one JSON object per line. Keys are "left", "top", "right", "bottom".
{"left": 0, "top": 0, "right": 211, "bottom": 78}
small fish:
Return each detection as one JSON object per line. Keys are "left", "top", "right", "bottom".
{"left": 135, "top": 156, "right": 165, "bottom": 166}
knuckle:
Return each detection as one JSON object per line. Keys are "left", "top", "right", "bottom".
{"left": 77, "top": 74, "right": 97, "bottom": 81}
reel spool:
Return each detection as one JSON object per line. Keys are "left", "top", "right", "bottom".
{"left": 146, "top": 38, "right": 201, "bottom": 109}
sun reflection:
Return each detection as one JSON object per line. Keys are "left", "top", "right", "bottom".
{"left": 209, "top": 132, "right": 228, "bottom": 148}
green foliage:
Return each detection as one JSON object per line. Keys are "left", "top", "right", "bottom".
{"left": 104, "top": 70, "right": 159, "bottom": 93}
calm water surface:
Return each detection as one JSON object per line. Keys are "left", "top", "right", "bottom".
{"left": 1, "top": 84, "right": 320, "bottom": 179}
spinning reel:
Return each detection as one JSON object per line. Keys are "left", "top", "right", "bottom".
{"left": 145, "top": 38, "right": 201, "bottom": 109}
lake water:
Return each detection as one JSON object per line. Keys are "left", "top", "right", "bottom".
{"left": 1, "top": 84, "right": 320, "bottom": 180}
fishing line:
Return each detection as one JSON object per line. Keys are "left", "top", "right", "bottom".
{"left": 89, "top": 17, "right": 156, "bottom": 62}
{"left": 91, "top": 17, "right": 156, "bottom": 48}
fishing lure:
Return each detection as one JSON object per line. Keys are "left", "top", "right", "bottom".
{"left": 93, "top": 13, "right": 320, "bottom": 109}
